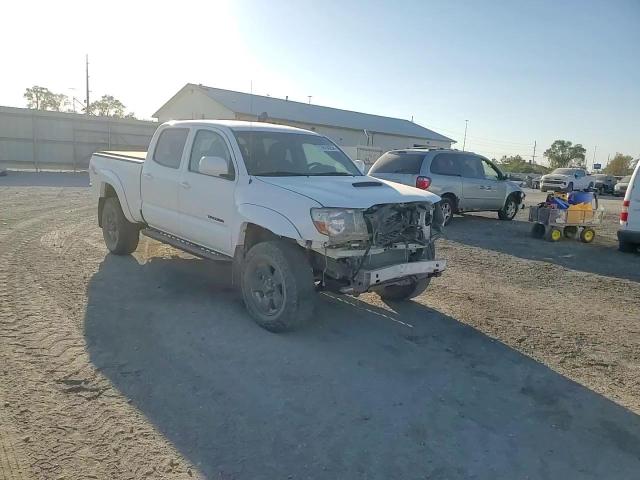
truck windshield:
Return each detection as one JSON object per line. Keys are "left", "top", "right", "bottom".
{"left": 552, "top": 168, "right": 577, "bottom": 175}
{"left": 233, "top": 131, "right": 362, "bottom": 176}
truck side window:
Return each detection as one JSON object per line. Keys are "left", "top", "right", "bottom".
{"left": 153, "top": 128, "right": 189, "bottom": 169}
{"left": 189, "top": 130, "right": 236, "bottom": 179}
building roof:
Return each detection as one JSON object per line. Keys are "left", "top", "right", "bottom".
{"left": 154, "top": 84, "right": 455, "bottom": 143}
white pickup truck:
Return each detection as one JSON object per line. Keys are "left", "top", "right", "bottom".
{"left": 89, "top": 120, "right": 446, "bottom": 331}
{"left": 540, "top": 168, "right": 595, "bottom": 192}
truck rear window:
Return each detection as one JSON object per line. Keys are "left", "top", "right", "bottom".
{"left": 369, "top": 153, "right": 425, "bottom": 174}
{"left": 153, "top": 128, "right": 189, "bottom": 169}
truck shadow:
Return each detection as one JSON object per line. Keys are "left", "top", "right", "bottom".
{"left": 445, "top": 214, "right": 639, "bottom": 282}
{"left": 84, "top": 255, "right": 640, "bottom": 479}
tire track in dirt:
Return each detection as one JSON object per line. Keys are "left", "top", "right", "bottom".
{"left": 0, "top": 190, "right": 198, "bottom": 479}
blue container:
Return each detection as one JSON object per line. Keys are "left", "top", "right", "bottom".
{"left": 568, "top": 191, "right": 594, "bottom": 205}
{"left": 550, "top": 197, "right": 570, "bottom": 209}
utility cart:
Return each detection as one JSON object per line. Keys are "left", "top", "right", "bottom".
{"left": 528, "top": 205, "right": 605, "bottom": 243}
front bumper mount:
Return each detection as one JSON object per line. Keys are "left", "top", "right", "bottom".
{"left": 347, "top": 259, "right": 447, "bottom": 294}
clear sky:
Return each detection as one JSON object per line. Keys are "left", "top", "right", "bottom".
{"left": 1, "top": 0, "right": 638, "bottom": 166}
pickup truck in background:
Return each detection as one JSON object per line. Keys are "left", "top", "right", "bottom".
{"left": 89, "top": 120, "right": 446, "bottom": 332}
{"left": 540, "top": 168, "right": 595, "bottom": 192}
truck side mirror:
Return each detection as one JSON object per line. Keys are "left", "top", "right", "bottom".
{"left": 199, "top": 156, "right": 229, "bottom": 177}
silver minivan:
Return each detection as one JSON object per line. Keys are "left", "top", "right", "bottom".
{"left": 369, "top": 149, "right": 525, "bottom": 224}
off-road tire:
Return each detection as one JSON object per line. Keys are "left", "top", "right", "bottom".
{"left": 498, "top": 195, "right": 519, "bottom": 221}
{"left": 377, "top": 243, "right": 435, "bottom": 301}
{"left": 101, "top": 197, "right": 139, "bottom": 255}
{"left": 241, "top": 240, "right": 315, "bottom": 332}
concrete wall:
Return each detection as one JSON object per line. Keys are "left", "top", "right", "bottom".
{"left": 0, "top": 106, "right": 158, "bottom": 170}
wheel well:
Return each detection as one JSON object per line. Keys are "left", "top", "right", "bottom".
{"left": 440, "top": 193, "right": 459, "bottom": 212}
{"left": 507, "top": 191, "right": 521, "bottom": 203}
{"left": 242, "top": 224, "right": 280, "bottom": 253}
{"left": 232, "top": 223, "right": 299, "bottom": 287}
{"left": 97, "top": 183, "right": 118, "bottom": 227}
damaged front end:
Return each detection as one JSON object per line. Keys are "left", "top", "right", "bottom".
{"left": 310, "top": 202, "right": 446, "bottom": 294}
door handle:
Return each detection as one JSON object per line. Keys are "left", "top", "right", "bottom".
{"left": 142, "top": 172, "right": 153, "bottom": 179}
{"left": 479, "top": 185, "right": 486, "bottom": 189}
{"left": 180, "top": 181, "right": 191, "bottom": 189}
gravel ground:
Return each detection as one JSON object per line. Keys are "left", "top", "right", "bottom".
{"left": 1, "top": 173, "right": 639, "bottom": 480}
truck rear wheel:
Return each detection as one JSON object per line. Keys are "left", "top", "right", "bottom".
{"left": 241, "top": 240, "right": 315, "bottom": 332}
{"left": 101, "top": 197, "right": 139, "bottom": 255}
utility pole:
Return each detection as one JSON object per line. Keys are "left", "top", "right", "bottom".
{"left": 531, "top": 140, "right": 537, "bottom": 164}
{"left": 85, "top": 54, "right": 90, "bottom": 115}
{"left": 462, "top": 119, "right": 468, "bottom": 151}
{"left": 592, "top": 145, "right": 597, "bottom": 170}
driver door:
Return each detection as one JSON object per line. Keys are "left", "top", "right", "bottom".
{"left": 479, "top": 158, "right": 506, "bottom": 209}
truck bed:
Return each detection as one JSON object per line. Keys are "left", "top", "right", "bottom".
{"left": 90, "top": 151, "right": 146, "bottom": 223}
{"left": 93, "top": 151, "right": 147, "bottom": 162}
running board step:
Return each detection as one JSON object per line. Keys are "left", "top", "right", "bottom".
{"left": 142, "top": 228, "right": 233, "bottom": 262}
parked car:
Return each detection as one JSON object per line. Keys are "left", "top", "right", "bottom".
{"left": 524, "top": 174, "right": 542, "bottom": 189}
{"left": 614, "top": 175, "right": 632, "bottom": 196}
{"left": 618, "top": 165, "right": 640, "bottom": 252}
{"left": 368, "top": 149, "right": 525, "bottom": 225}
{"left": 89, "top": 120, "right": 447, "bottom": 332}
{"left": 593, "top": 174, "right": 617, "bottom": 194}
{"left": 540, "top": 168, "right": 594, "bottom": 192}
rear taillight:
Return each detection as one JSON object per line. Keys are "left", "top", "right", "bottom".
{"left": 620, "top": 199, "right": 630, "bottom": 223}
{"left": 416, "top": 176, "right": 431, "bottom": 190}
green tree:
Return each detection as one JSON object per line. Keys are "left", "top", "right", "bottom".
{"left": 24, "top": 86, "right": 67, "bottom": 111}
{"left": 543, "top": 140, "right": 586, "bottom": 169}
{"left": 89, "top": 95, "right": 127, "bottom": 117}
{"left": 604, "top": 153, "right": 634, "bottom": 176}
{"left": 497, "top": 154, "right": 549, "bottom": 174}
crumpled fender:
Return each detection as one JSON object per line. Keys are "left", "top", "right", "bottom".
{"left": 236, "top": 203, "right": 302, "bottom": 245}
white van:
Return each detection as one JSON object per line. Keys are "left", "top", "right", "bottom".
{"left": 618, "top": 160, "right": 640, "bottom": 253}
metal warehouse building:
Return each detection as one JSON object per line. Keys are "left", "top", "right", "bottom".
{"left": 153, "top": 83, "right": 455, "bottom": 165}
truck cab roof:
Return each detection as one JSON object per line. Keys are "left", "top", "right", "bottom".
{"left": 163, "top": 119, "right": 317, "bottom": 135}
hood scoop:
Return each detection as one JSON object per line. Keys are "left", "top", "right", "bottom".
{"left": 352, "top": 181, "right": 383, "bottom": 188}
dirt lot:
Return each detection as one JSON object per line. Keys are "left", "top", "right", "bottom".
{"left": 1, "top": 173, "right": 639, "bottom": 479}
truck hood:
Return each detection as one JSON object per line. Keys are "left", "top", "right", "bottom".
{"left": 256, "top": 175, "right": 441, "bottom": 208}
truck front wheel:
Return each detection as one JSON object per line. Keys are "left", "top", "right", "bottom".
{"left": 377, "top": 277, "right": 431, "bottom": 301}
{"left": 101, "top": 197, "right": 139, "bottom": 255}
{"left": 241, "top": 240, "right": 315, "bottom": 332}
{"left": 376, "top": 243, "right": 434, "bottom": 301}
